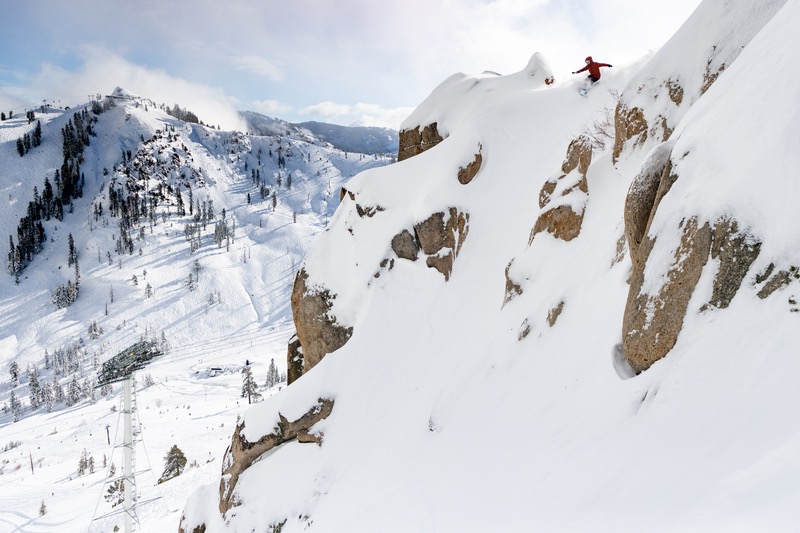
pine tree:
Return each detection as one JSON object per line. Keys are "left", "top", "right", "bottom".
{"left": 33, "top": 120, "right": 42, "bottom": 147}
{"left": 78, "top": 449, "right": 89, "bottom": 475}
{"left": 66, "top": 375, "right": 82, "bottom": 406}
{"left": 27, "top": 367, "right": 41, "bottom": 409}
{"left": 9, "top": 390, "right": 22, "bottom": 422}
{"left": 67, "top": 233, "right": 77, "bottom": 266}
{"left": 159, "top": 444, "right": 187, "bottom": 483}
{"left": 39, "top": 500, "right": 47, "bottom": 516}
{"left": 265, "top": 358, "right": 280, "bottom": 388}
{"left": 52, "top": 378, "right": 64, "bottom": 403}
{"left": 42, "top": 381, "right": 54, "bottom": 412}
{"left": 241, "top": 365, "right": 261, "bottom": 404}
{"left": 9, "top": 361, "right": 19, "bottom": 386}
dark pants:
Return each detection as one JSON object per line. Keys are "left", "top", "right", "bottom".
{"left": 588, "top": 75, "right": 600, "bottom": 83}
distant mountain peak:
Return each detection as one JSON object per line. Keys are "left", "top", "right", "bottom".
{"left": 110, "top": 86, "right": 139, "bottom": 99}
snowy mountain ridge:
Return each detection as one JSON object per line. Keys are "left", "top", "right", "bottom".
{"left": 181, "top": 1, "right": 800, "bottom": 532}
{"left": 240, "top": 111, "right": 398, "bottom": 156}
{"left": 0, "top": 89, "right": 393, "bottom": 532}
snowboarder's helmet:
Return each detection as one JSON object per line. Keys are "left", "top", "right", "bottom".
{"left": 585, "top": 56, "right": 592, "bottom": 64}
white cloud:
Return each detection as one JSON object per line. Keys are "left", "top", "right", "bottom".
{"left": 231, "top": 55, "right": 284, "bottom": 82}
{"left": 298, "top": 101, "right": 414, "bottom": 129}
{"left": 29, "top": 45, "right": 247, "bottom": 131}
{"left": 250, "top": 99, "right": 293, "bottom": 115}
{"left": 299, "top": 101, "right": 352, "bottom": 118}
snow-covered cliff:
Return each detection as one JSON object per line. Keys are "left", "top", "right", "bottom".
{"left": 183, "top": 1, "right": 800, "bottom": 531}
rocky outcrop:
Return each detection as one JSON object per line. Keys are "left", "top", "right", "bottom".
{"left": 757, "top": 265, "right": 799, "bottom": 299}
{"left": 612, "top": 104, "right": 648, "bottom": 163}
{"left": 624, "top": 143, "right": 675, "bottom": 257}
{"left": 547, "top": 301, "right": 565, "bottom": 327}
{"left": 391, "top": 229, "right": 419, "bottom": 261}
{"left": 291, "top": 269, "right": 353, "bottom": 378}
{"left": 390, "top": 209, "right": 470, "bottom": 281}
{"left": 415, "top": 209, "right": 470, "bottom": 280}
{"left": 217, "top": 398, "right": 334, "bottom": 516}
{"left": 286, "top": 335, "right": 304, "bottom": 385}
{"left": 503, "top": 261, "right": 523, "bottom": 305}
{"left": 623, "top": 217, "right": 712, "bottom": 373}
{"left": 398, "top": 122, "right": 444, "bottom": 162}
{"left": 707, "top": 219, "right": 761, "bottom": 309}
{"left": 530, "top": 136, "right": 592, "bottom": 244}
{"left": 457, "top": 148, "right": 483, "bottom": 185}
{"left": 622, "top": 150, "right": 763, "bottom": 372}
{"left": 177, "top": 520, "right": 206, "bottom": 533}
{"left": 701, "top": 57, "right": 726, "bottom": 95}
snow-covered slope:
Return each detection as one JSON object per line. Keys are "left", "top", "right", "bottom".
{"left": 182, "top": 1, "right": 800, "bottom": 532}
{"left": 240, "top": 111, "right": 399, "bottom": 156}
{"left": 0, "top": 94, "right": 392, "bottom": 532}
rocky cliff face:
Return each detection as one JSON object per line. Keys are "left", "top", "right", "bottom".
{"left": 530, "top": 135, "right": 592, "bottom": 244}
{"left": 615, "top": 0, "right": 789, "bottom": 372}
{"left": 289, "top": 269, "right": 353, "bottom": 380}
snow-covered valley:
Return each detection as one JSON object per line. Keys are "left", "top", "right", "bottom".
{"left": 0, "top": 91, "right": 393, "bottom": 532}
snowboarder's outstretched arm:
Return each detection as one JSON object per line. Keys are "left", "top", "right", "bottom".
{"left": 572, "top": 65, "right": 590, "bottom": 74}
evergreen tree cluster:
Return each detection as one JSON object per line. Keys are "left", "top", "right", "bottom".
{"left": 8, "top": 109, "right": 97, "bottom": 281}
{"left": 77, "top": 448, "right": 95, "bottom": 476}
{"left": 165, "top": 103, "right": 200, "bottom": 124}
{"left": 2, "top": 355, "right": 99, "bottom": 421}
{"left": 213, "top": 216, "right": 235, "bottom": 248}
{"left": 15, "top": 121, "right": 42, "bottom": 157}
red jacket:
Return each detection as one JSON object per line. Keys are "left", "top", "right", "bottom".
{"left": 575, "top": 56, "right": 611, "bottom": 78}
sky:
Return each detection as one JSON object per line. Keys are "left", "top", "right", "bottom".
{"left": 0, "top": 0, "right": 702, "bottom": 131}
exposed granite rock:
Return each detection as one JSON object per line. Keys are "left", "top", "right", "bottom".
{"left": 624, "top": 147, "right": 674, "bottom": 257}
{"left": 518, "top": 319, "right": 532, "bottom": 341}
{"left": 177, "top": 519, "right": 206, "bottom": 533}
{"left": 530, "top": 135, "right": 593, "bottom": 244}
{"left": 286, "top": 334, "right": 304, "bottom": 385}
{"left": 701, "top": 60, "right": 726, "bottom": 95}
{"left": 415, "top": 211, "right": 454, "bottom": 255}
{"left": 624, "top": 163, "right": 763, "bottom": 372}
{"left": 530, "top": 205, "right": 585, "bottom": 243}
{"left": 218, "top": 398, "right": 334, "bottom": 516}
{"left": 355, "top": 203, "right": 385, "bottom": 218}
{"left": 707, "top": 218, "right": 761, "bottom": 309}
{"left": 623, "top": 217, "right": 712, "bottom": 373}
{"left": 391, "top": 229, "right": 419, "bottom": 261}
{"left": 547, "top": 301, "right": 565, "bottom": 327}
{"left": 666, "top": 79, "right": 684, "bottom": 105}
{"left": 457, "top": 148, "right": 483, "bottom": 185}
{"left": 561, "top": 136, "right": 593, "bottom": 176}
{"left": 757, "top": 268, "right": 797, "bottom": 299}
{"left": 613, "top": 104, "right": 648, "bottom": 163}
{"left": 398, "top": 122, "right": 444, "bottom": 161}
{"left": 503, "top": 261, "right": 523, "bottom": 305}
{"left": 538, "top": 178, "right": 558, "bottom": 209}
{"left": 291, "top": 269, "right": 353, "bottom": 377}
{"left": 413, "top": 208, "right": 470, "bottom": 280}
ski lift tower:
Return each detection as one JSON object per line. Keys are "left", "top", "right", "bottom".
{"left": 97, "top": 340, "right": 162, "bottom": 533}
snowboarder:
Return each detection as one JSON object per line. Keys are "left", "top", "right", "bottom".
{"left": 572, "top": 56, "right": 612, "bottom": 83}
